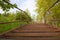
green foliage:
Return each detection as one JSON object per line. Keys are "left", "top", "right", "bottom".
{"left": 0, "top": 13, "right": 15, "bottom": 22}
{"left": 0, "top": 0, "right": 33, "bottom": 34}
{"left": 36, "top": 0, "right": 60, "bottom": 27}
{"left": 0, "top": 11, "right": 30, "bottom": 34}
{"left": 15, "top": 11, "right": 32, "bottom": 23}
{"left": 36, "top": 0, "right": 56, "bottom": 13}
{"left": 0, "top": 22, "right": 27, "bottom": 34}
{"left": 15, "top": 11, "right": 21, "bottom": 20}
{"left": 0, "top": 11, "right": 32, "bottom": 34}
{"left": 0, "top": 0, "right": 17, "bottom": 11}
{"left": 49, "top": 1, "right": 60, "bottom": 27}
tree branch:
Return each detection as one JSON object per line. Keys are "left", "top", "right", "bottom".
{"left": 47, "top": 0, "right": 59, "bottom": 11}
{"left": 44, "top": 0, "right": 59, "bottom": 24}
{"left": 3, "top": 0, "right": 27, "bottom": 13}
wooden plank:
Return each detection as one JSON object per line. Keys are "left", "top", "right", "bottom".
{"left": 1, "top": 23, "right": 60, "bottom": 38}
{"left": 0, "top": 20, "right": 21, "bottom": 24}
{"left": 1, "top": 36, "right": 60, "bottom": 40}
{"left": 11, "top": 29, "right": 60, "bottom": 33}
{"left": 4, "top": 33, "right": 60, "bottom": 37}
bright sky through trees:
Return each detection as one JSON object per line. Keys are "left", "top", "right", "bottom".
{"left": 0, "top": 0, "right": 37, "bottom": 18}
{"left": 10, "top": 0, "right": 37, "bottom": 16}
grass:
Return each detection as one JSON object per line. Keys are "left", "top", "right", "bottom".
{"left": 0, "top": 21, "right": 27, "bottom": 34}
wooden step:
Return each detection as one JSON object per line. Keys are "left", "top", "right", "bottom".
{"left": 4, "top": 32, "right": 60, "bottom": 37}
{"left": 1, "top": 23, "right": 60, "bottom": 38}
{"left": 14, "top": 24, "right": 57, "bottom": 31}
{"left": 11, "top": 29, "right": 60, "bottom": 33}
{"left": 1, "top": 36, "right": 60, "bottom": 40}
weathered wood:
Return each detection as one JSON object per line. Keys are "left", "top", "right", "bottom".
{"left": 0, "top": 20, "right": 21, "bottom": 24}
{"left": 4, "top": 32, "right": 60, "bottom": 37}
{"left": 11, "top": 29, "right": 60, "bottom": 33}
{"left": 1, "top": 37, "right": 60, "bottom": 40}
{"left": 1, "top": 23, "right": 60, "bottom": 40}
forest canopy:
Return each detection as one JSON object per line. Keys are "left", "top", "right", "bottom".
{"left": 36, "top": 0, "right": 60, "bottom": 27}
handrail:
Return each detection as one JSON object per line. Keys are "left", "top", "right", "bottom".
{"left": 0, "top": 20, "right": 21, "bottom": 24}
{"left": 51, "top": 19, "right": 60, "bottom": 21}
{"left": 0, "top": 20, "right": 28, "bottom": 24}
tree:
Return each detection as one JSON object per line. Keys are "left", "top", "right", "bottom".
{"left": 0, "top": 0, "right": 29, "bottom": 22}
{"left": 15, "top": 10, "right": 32, "bottom": 23}
{"left": 36, "top": 0, "right": 60, "bottom": 24}
{"left": 0, "top": 0, "right": 27, "bottom": 14}
{"left": 0, "top": 0, "right": 16, "bottom": 11}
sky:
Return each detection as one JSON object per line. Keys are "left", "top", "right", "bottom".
{"left": 10, "top": 0, "right": 37, "bottom": 17}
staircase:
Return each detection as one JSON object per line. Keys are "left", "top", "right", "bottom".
{"left": 0, "top": 23, "right": 60, "bottom": 40}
